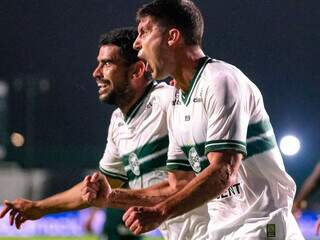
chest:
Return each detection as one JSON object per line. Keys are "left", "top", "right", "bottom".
{"left": 171, "top": 86, "right": 209, "bottom": 146}
{"left": 113, "top": 99, "right": 166, "bottom": 156}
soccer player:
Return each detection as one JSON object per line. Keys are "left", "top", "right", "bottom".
{"left": 0, "top": 27, "right": 208, "bottom": 240}
{"left": 121, "top": 0, "right": 305, "bottom": 239}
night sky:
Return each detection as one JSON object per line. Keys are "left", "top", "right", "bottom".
{"left": 1, "top": 0, "right": 319, "bottom": 184}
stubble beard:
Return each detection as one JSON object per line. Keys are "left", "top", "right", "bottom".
{"left": 100, "top": 79, "right": 135, "bottom": 108}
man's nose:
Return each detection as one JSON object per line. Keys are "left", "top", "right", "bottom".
{"left": 133, "top": 37, "right": 141, "bottom": 50}
{"left": 92, "top": 66, "right": 100, "bottom": 79}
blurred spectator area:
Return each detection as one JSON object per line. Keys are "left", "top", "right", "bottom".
{"left": 0, "top": 162, "right": 93, "bottom": 201}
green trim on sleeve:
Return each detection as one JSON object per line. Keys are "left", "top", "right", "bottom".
{"left": 166, "top": 159, "right": 194, "bottom": 171}
{"left": 99, "top": 166, "right": 128, "bottom": 181}
{"left": 205, "top": 140, "right": 247, "bottom": 155}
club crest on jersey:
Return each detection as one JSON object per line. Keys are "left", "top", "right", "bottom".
{"left": 188, "top": 147, "right": 201, "bottom": 173}
{"left": 128, "top": 152, "right": 140, "bottom": 176}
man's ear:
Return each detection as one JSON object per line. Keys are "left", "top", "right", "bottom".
{"left": 130, "top": 60, "right": 145, "bottom": 80}
{"left": 168, "top": 28, "right": 181, "bottom": 46}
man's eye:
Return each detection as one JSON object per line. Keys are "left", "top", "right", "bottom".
{"left": 140, "top": 30, "right": 147, "bottom": 37}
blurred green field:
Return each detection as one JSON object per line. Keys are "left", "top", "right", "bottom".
{"left": 0, "top": 236, "right": 163, "bottom": 240}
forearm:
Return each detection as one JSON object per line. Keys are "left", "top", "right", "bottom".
{"left": 159, "top": 165, "right": 231, "bottom": 218}
{"left": 106, "top": 188, "right": 168, "bottom": 209}
{"left": 106, "top": 170, "right": 197, "bottom": 209}
{"left": 35, "top": 182, "right": 89, "bottom": 215}
{"left": 128, "top": 180, "right": 175, "bottom": 196}
{"left": 157, "top": 152, "right": 241, "bottom": 219}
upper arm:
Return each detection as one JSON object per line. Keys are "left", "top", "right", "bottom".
{"left": 203, "top": 71, "right": 248, "bottom": 185}
{"left": 167, "top": 127, "right": 193, "bottom": 172}
{"left": 204, "top": 71, "right": 249, "bottom": 157}
{"left": 166, "top": 94, "right": 193, "bottom": 172}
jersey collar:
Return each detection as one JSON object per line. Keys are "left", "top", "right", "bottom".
{"left": 180, "top": 56, "right": 211, "bottom": 106}
{"left": 124, "top": 80, "right": 157, "bottom": 124}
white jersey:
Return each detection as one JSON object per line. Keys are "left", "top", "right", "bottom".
{"left": 99, "top": 81, "right": 169, "bottom": 187}
{"left": 99, "top": 81, "right": 209, "bottom": 240}
{"left": 167, "top": 57, "right": 304, "bottom": 240}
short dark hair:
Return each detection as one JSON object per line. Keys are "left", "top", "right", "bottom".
{"left": 137, "top": 0, "right": 204, "bottom": 46}
{"left": 99, "top": 27, "right": 139, "bottom": 64}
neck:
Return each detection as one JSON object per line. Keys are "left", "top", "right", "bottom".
{"left": 118, "top": 98, "right": 137, "bottom": 116}
{"left": 172, "top": 45, "right": 205, "bottom": 92}
{"left": 118, "top": 80, "right": 149, "bottom": 115}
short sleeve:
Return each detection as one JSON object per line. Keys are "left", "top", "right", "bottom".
{"left": 99, "top": 114, "right": 128, "bottom": 181}
{"left": 204, "top": 71, "right": 249, "bottom": 156}
{"left": 156, "top": 82, "right": 176, "bottom": 113}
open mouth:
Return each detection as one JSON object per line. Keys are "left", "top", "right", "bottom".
{"left": 139, "top": 54, "right": 153, "bottom": 74}
{"left": 145, "top": 62, "right": 153, "bottom": 74}
{"left": 97, "top": 80, "right": 111, "bottom": 95}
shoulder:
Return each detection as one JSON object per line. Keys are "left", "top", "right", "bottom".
{"left": 150, "top": 82, "right": 177, "bottom": 108}
{"left": 199, "top": 60, "right": 251, "bottom": 108}
{"left": 203, "top": 59, "right": 243, "bottom": 85}
{"left": 200, "top": 61, "right": 239, "bottom": 99}
{"left": 111, "top": 108, "right": 122, "bottom": 120}
{"left": 108, "top": 108, "right": 123, "bottom": 130}
{"left": 152, "top": 81, "right": 176, "bottom": 96}
{"left": 203, "top": 59, "right": 260, "bottom": 94}
{"left": 203, "top": 59, "right": 266, "bottom": 113}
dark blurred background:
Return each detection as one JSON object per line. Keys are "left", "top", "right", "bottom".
{"left": 0, "top": 0, "right": 319, "bottom": 195}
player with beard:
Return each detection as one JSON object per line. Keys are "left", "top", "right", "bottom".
{"left": 0, "top": 27, "right": 209, "bottom": 240}
{"left": 117, "top": 1, "right": 305, "bottom": 239}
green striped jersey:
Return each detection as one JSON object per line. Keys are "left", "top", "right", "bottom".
{"left": 99, "top": 81, "right": 175, "bottom": 187}
{"left": 166, "top": 57, "right": 301, "bottom": 238}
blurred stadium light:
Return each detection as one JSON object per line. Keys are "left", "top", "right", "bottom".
{"left": 10, "top": 132, "right": 25, "bottom": 147}
{"left": 9, "top": 75, "right": 51, "bottom": 167}
{"left": 280, "top": 135, "right": 301, "bottom": 156}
